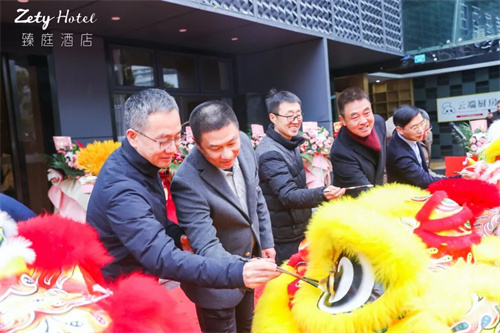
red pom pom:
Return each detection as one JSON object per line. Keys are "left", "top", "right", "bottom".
{"left": 17, "top": 214, "right": 112, "bottom": 286}
{"left": 103, "top": 273, "right": 192, "bottom": 333}
{"left": 428, "top": 178, "right": 500, "bottom": 217}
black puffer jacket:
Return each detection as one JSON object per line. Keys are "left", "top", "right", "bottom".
{"left": 255, "top": 125, "right": 326, "bottom": 243}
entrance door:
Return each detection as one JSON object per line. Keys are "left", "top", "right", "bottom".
{"left": 1, "top": 54, "right": 55, "bottom": 214}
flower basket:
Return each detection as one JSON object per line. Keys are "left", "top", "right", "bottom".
{"left": 299, "top": 126, "right": 334, "bottom": 188}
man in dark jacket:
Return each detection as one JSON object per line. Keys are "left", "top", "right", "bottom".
{"left": 256, "top": 89, "right": 345, "bottom": 265}
{"left": 386, "top": 105, "right": 473, "bottom": 189}
{"left": 87, "top": 89, "right": 278, "bottom": 290}
{"left": 329, "top": 87, "right": 387, "bottom": 197}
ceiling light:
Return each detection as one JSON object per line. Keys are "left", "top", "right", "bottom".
{"left": 111, "top": 17, "right": 120, "bottom": 21}
{"left": 231, "top": 37, "right": 238, "bottom": 41}
{"left": 179, "top": 29, "right": 187, "bottom": 33}
{"left": 18, "top": 0, "right": 29, "bottom": 3}
{"left": 375, "top": 80, "right": 381, "bottom": 83}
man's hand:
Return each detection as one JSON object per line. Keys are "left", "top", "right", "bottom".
{"left": 180, "top": 234, "right": 193, "bottom": 253}
{"left": 261, "top": 247, "right": 276, "bottom": 260}
{"left": 242, "top": 259, "right": 279, "bottom": 289}
{"left": 460, "top": 169, "right": 476, "bottom": 179}
{"left": 323, "top": 185, "right": 346, "bottom": 200}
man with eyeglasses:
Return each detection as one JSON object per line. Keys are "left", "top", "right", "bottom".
{"left": 329, "top": 87, "right": 387, "bottom": 197}
{"left": 386, "top": 105, "right": 472, "bottom": 189}
{"left": 255, "top": 89, "right": 345, "bottom": 265}
{"left": 87, "top": 89, "right": 278, "bottom": 290}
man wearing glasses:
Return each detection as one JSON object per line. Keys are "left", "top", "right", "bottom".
{"left": 255, "top": 89, "right": 345, "bottom": 265}
{"left": 87, "top": 89, "right": 278, "bottom": 290}
{"left": 329, "top": 87, "right": 387, "bottom": 197}
{"left": 386, "top": 105, "right": 472, "bottom": 189}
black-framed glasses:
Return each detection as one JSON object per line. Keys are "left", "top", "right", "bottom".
{"left": 135, "top": 130, "right": 181, "bottom": 150}
{"left": 272, "top": 113, "right": 303, "bottom": 122}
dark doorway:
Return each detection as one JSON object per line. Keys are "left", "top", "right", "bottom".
{"left": 1, "top": 54, "right": 56, "bottom": 214}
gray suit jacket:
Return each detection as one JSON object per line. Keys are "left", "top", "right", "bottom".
{"left": 170, "top": 132, "right": 274, "bottom": 309}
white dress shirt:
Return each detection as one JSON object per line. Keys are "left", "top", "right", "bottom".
{"left": 398, "top": 132, "right": 423, "bottom": 168}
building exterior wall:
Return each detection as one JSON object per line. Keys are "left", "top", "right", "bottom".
{"left": 175, "top": 0, "right": 403, "bottom": 55}
{"left": 237, "top": 38, "right": 332, "bottom": 130}
{"left": 413, "top": 66, "right": 500, "bottom": 157}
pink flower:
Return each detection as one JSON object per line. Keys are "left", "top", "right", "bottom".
{"left": 479, "top": 137, "right": 486, "bottom": 144}
{"left": 470, "top": 144, "right": 478, "bottom": 151}
{"left": 477, "top": 141, "right": 482, "bottom": 147}
{"left": 312, "top": 144, "right": 318, "bottom": 150}
{"left": 470, "top": 137, "right": 477, "bottom": 144}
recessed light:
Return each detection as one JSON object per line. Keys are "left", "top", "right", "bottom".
{"left": 179, "top": 29, "right": 187, "bottom": 33}
{"left": 375, "top": 80, "right": 381, "bottom": 83}
{"left": 18, "top": 0, "right": 29, "bottom": 3}
{"left": 111, "top": 17, "right": 120, "bottom": 21}
{"left": 231, "top": 37, "right": 238, "bottom": 41}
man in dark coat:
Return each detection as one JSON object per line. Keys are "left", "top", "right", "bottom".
{"left": 329, "top": 87, "right": 387, "bottom": 197}
{"left": 256, "top": 89, "right": 345, "bottom": 265}
{"left": 87, "top": 89, "right": 278, "bottom": 289}
{"left": 170, "top": 101, "right": 276, "bottom": 333}
{"left": 386, "top": 105, "right": 472, "bottom": 189}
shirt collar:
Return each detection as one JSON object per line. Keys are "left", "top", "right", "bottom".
{"left": 397, "top": 132, "right": 418, "bottom": 148}
{"left": 218, "top": 157, "right": 239, "bottom": 176}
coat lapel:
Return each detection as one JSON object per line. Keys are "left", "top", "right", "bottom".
{"left": 237, "top": 141, "right": 255, "bottom": 221}
{"left": 340, "top": 129, "right": 378, "bottom": 167}
{"left": 395, "top": 133, "right": 427, "bottom": 170}
{"left": 192, "top": 147, "right": 251, "bottom": 221}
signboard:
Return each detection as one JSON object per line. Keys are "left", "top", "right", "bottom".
{"left": 436, "top": 91, "right": 499, "bottom": 123}
{"left": 414, "top": 54, "right": 426, "bottom": 64}
{"left": 53, "top": 136, "right": 72, "bottom": 150}
{"left": 302, "top": 121, "right": 318, "bottom": 133}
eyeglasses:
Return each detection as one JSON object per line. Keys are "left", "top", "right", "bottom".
{"left": 407, "top": 119, "right": 428, "bottom": 133}
{"left": 135, "top": 130, "right": 181, "bottom": 150}
{"left": 272, "top": 113, "right": 303, "bottom": 123}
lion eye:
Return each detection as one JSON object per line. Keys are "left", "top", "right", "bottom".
{"left": 317, "top": 252, "right": 385, "bottom": 314}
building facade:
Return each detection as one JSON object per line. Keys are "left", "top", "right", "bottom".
{"left": 1, "top": 0, "right": 498, "bottom": 213}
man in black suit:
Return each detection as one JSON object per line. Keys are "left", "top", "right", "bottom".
{"left": 386, "top": 105, "right": 473, "bottom": 189}
{"left": 329, "top": 87, "right": 387, "bottom": 197}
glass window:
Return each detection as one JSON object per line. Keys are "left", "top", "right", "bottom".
{"left": 112, "top": 47, "right": 155, "bottom": 87}
{"left": 200, "top": 58, "right": 231, "bottom": 92}
{"left": 160, "top": 54, "right": 196, "bottom": 90}
{"left": 113, "top": 94, "right": 131, "bottom": 141}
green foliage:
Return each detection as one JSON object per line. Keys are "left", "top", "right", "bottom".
{"left": 46, "top": 153, "right": 84, "bottom": 179}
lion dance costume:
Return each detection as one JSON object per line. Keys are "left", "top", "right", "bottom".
{"left": 253, "top": 178, "right": 500, "bottom": 332}
{"left": 0, "top": 213, "right": 191, "bottom": 332}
